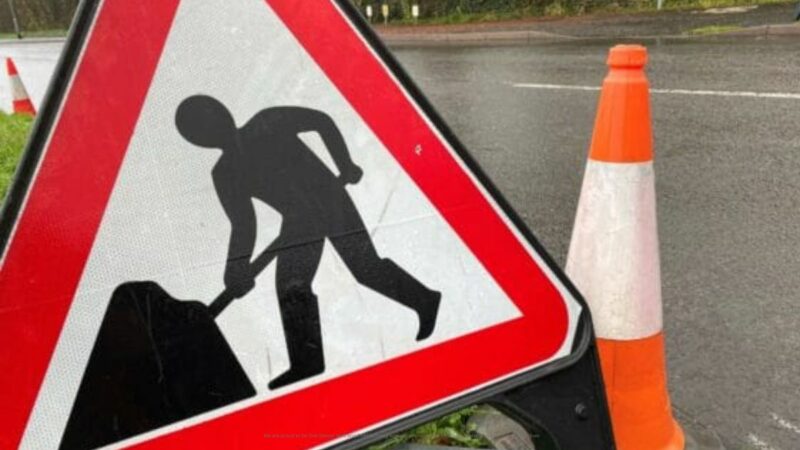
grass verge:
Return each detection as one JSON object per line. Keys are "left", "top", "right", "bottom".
{"left": 0, "top": 112, "right": 33, "bottom": 203}
{"left": 688, "top": 23, "right": 744, "bottom": 34}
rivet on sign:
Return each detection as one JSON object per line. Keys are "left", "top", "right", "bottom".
{"left": 575, "top": 403, "right": 589, "bottom": 420}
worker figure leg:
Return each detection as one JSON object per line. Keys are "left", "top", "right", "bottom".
{"left": 268, "top": 236, "right": 326, "bottom": 390}
{"left": 328, "top": 197, "right": 441, "bottom": 341}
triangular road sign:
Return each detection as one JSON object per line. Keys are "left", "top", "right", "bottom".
{"left": 0, "top": 1, "right": 587, "bottom": 449}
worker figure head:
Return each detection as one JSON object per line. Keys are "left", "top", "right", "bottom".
{"left": 176, "top": 95, "right": 237, "bottom": 151}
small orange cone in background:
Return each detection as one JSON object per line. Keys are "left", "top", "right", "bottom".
{"left": 6, "top": 57, "right": 36, "bottom": 116}
{"left": 566, "top": 45, "right": 685, "bottom": 450}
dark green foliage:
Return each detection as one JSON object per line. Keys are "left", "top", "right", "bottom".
{"left": 355, "top": 0, "right": 604, "bottom": 19}
{"left": 367, "top": 406, "right": 491, "bottom": 449}
{"left": 352, "top": 0, "right": 785, "bottom": 22}
{"left": 1, "top": 0, "right": 785, "bottom": 33}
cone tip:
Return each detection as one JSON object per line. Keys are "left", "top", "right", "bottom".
{"left": 607, "top": 44, "right": 648, "bottom": 69}
{"left": 589, "top": 44, "right": 653, "bottom": 163}
{"left": 6, "top": 57, "right": 18, "bottom": 75}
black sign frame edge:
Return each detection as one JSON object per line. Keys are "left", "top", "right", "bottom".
{"left": 0, "top": 0, "right": 99, "bottom": 257}
{"left": 0, "top": 0, "right": 611, "bottom": 448}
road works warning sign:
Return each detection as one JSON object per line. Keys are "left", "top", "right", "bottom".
{"left": 0, "top": 1, "right": 583, "bottom": 448}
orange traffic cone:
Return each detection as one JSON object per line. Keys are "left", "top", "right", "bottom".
{"left": 6, "top": 58, "right": 36, "bottom": 116}
{"left": 566, "top": 45, "right": 685, "bottom": 450}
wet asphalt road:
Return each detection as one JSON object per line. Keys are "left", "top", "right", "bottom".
{"left": 392, "top": 36, "right": 800, "bottom": 450}
{"left": 2, "top": 28, "right": 800, "bottom": 450}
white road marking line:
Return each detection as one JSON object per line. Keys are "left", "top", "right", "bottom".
{"left": 512, "top": 83, "right": 800, "bottom": 100}
{"left": 771, "top": 412, "right": 800, "bottom": 436}
{"left": 514, "top": 83, "right": 600, "bottom": 92}
{"left": 747, "top": 433, "right": 779, "bottom": 450}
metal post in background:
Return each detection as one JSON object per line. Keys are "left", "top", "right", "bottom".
{"left": 412, "top": 4, "right": 419, "bottom": 24}
{"left": 6, "top": 0, "right": 22, "bottom": 39}
{"left": 657, "top": 0, "right": 664, "bottom": 10}
{"left": 381, "top": 3, "right": 389, "bottom": 25}
{"left": 366, "top": 4, "right": 373, "bottom": 22}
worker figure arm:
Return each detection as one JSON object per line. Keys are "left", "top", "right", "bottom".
{"left": 214, "top": 167, "right": 257, "bottom": 299}
{"left": 290, "top": 107, "right": 363, "bottom": 185}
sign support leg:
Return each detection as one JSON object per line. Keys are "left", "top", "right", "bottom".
{"left": 489, "top": 319, "right": 615, "bottom": 449}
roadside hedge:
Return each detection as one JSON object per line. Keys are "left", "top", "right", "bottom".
{"left": 349, "top": 0, "right": 656, "bottom": 19}
{"left": 2, "top": 0, "right": 740, "bottom": 33}
{"left": 0, "top": 0, "right": 663, "bottom": 33}
{"left": 356, "top": 0, "right": 582, "bottom": 16}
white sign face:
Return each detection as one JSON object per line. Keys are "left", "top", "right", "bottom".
{"left": 0, "top": 1, "right": 581, "bottom": 449}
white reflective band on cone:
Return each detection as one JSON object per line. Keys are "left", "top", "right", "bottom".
{"left": 566, "top": 160, "right": 662, "bottom": 340}
{"left": 11, "top": 75, "right": 28, "bottom": 101}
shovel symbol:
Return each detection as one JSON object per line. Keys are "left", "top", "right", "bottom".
{"left": 60, "top": 238, "right": 283, "bottom": 450}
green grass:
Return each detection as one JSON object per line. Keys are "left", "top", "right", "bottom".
{"left": 0, "top": 112, "right": 33, "bottom": 202}
{"left": 688, "top": 24, "right": 744, "bottom": 34}
{"left": 367, "top": 406, "right": 490, "bottom": 449}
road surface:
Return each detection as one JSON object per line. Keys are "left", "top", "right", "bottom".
{"left": 392, "top": 36, "right": 800, "bottom": 450}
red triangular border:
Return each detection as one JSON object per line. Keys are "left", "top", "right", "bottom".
{"left": 0, "top": 1, "right": 573, "bottom": 448}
